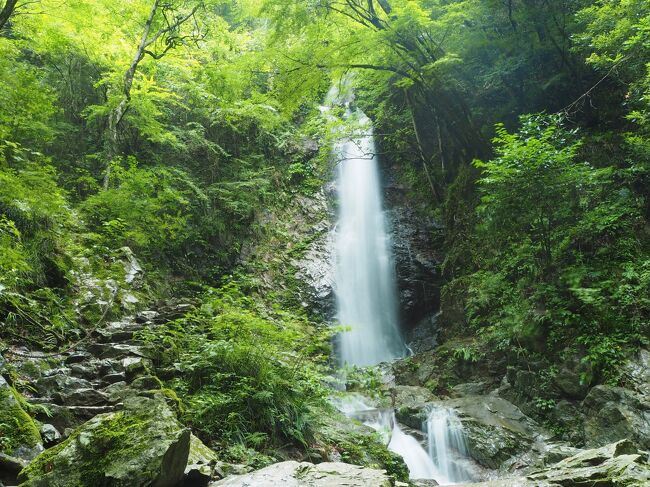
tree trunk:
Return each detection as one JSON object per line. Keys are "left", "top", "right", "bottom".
{"left": 103, "top": 0, "right": 159, "bottom": 189}
{"left": 405, "top": 89, "right": 441, "bottom": 201}
{"left": 0, "top": 0, "right": 19, "bottom": 31}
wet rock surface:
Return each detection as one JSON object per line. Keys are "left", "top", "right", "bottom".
{"left": 209, "top": 461, "right": 393, "bottom": 487}
{"left": 381, "top": 161, "right": 443, "bottom": 330}
{"left": 396, "top": 395, "right": 548, "bottom": 472}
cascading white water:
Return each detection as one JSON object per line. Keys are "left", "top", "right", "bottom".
{"left": 334, "top": 113, "right": 406, "bottom": 366}
{"left": 389, "top": 423, "right": 440, "bottom": 480}
{"left": 333, "top": 395, "right": 441, "bottom": 481}
{"left": 426, "top": 407, "right": 474, "bottom": 484}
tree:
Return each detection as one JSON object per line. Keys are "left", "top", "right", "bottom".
{"left": 103, "top": 0, "right": 203, "bottom": 188}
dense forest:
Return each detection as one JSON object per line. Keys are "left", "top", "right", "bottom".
{"left": 1, "top": 1, "right": 649, "bottom": 486}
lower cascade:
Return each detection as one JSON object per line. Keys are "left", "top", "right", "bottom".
{"left": 426, "top": 407, "right": 475, "bottom": 484}
{"left": 389, "top": 423, "right": 440, "bottom": 480}
{"left": 335, "top": 398, "right": 478, "bottom": 484}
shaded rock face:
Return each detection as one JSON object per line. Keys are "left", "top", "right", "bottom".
{"left": 210, "top": 461, "right": 392, "bottom": 487}
{"left": 385, "top": 203, "right": 442, "bottom": 330}
{"left": 380, "top": 160, "right": 442, "bottom": 332}
{"left": 581, "top": 385, "right": 650, "bottom": 450}
{"left": 495, "top": 349, "right": 650, "bottom": 450}
{"left": 18, "top": 395, "right": 190, "bottom": 487}
{"left": 403, "top": 313, "right": 441, "bottom": 354}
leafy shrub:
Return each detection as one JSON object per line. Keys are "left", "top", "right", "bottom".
{"left": 81, "top": 156, "right": 280, "bottom": 276}
{"left": 0, "top": 141, "right": 78, "bottom": 348}
{"left": 465, "top": 115, "right": 649, "bottom": 379}
{"left": 141, "top": 282, "right": 331, "bottom": 452}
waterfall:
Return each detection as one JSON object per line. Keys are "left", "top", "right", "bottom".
{"left": 327, "top": 87, "right": 473, "bottom": 485}
{"left": 426, "top": 407, "right": 474, "bottom": 484}
{"left": 334, "top": 112, "right": 406, "bottom": 366}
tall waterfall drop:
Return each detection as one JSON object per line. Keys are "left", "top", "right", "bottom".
{"left": 334, "top": 111, "right": 406, "bottom": 366}
{"left": 328, "top": 88, "right": 476, "bottom": 486}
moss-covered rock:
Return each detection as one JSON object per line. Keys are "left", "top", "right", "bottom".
{"left": 184, "top": 434, "right": 219, "bottom": 487}
{"left": 18, "top": 394, "right": 190, "bottom": 487}
{"left": 0, "top": 376, "right": 42, "bottom": 460}
{"left": 313, "top": 412, "right": 409, "bottom": 483}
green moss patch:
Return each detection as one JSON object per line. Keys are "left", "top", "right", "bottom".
{"left": 0, "top": 384, "right": 42, "bottom": 455}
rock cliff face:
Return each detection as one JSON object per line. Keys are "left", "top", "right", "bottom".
{"left": 385, "top": 202, "right": 442, "bottom": 330}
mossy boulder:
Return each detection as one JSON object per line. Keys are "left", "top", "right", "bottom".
{"left": 313, "top": 412, "right": 408, "bottom": 483}
{"left": 184, "top": 434, "right": 219, "bottom": 486}
{"left": 18, "top": 394, "right": 190, "bottom": 487}
{"left": 0, "top": 376, "right": 42, "bottom": 460}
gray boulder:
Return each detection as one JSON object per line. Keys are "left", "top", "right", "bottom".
{"left": 53, "top": 387, "right": 109, "bottom": 406}
{"left": 453, "top": 440, "right": 650, "bottom": 486}
{"left": 210, "top": 461, "right": 392, "bottom": 487}
{"left": 581, "top": 385, "right": 650, "bottom": 450}
{"left": 34, "top": 373, "right": 92, "bottom": 398}
{"left": 621, "top": 348, "right": 650, "bottom": 396}
{"left": 528, "top": 439, "right": 650, "bottom": 486}
{"left": 39, "top": 424, "right": 61, "bottom": 446}
{"left": 453, "top": 397, "right": 547, "bottom": 470}
{"left": 391, "top": 385, "right": 436, "bottom": 410}
{"left": 18, "top": 394, "right": 190, "bottom": 487}
{"left": 397, "top": 396, "right": 547, "bottom": 471}
{"left": 553, "top": 367, "right": 589, "bottom": 400}
{"left": 120, "top": 246, "right": 144, "bottom": 286}
{"left": 184, "top": 434, "right": 219, "bottom": 487}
